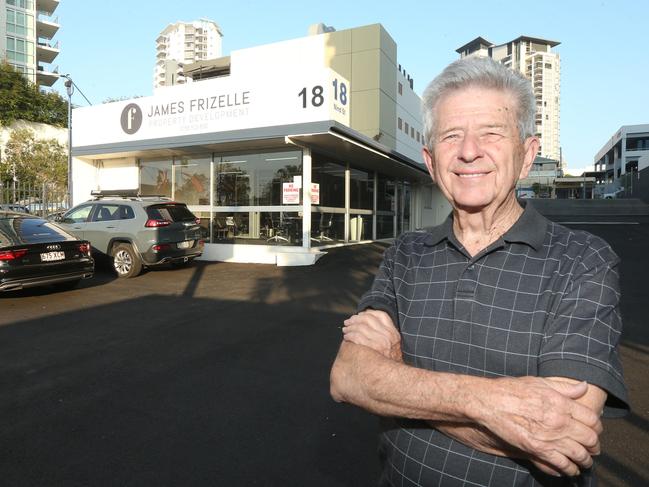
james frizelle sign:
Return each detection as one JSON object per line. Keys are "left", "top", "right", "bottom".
{"left": 73, "top": 69, "right": 349, "bottom": 147}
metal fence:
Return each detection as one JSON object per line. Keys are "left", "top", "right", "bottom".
{"left": 0, "top": 181, "right": 68, "bottom": 217}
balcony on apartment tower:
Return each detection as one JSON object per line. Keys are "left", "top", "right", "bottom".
{"left": 34, "top": 0, "right": 60, "bottom": 86}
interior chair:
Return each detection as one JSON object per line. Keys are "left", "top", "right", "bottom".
{"left": 312, "top": 213, "right": 333, "bottom": 243}
{"left": 266, "top": 214, "right": 289, "bottom": 243}
{"left": 213, "top": 218, "right": 229, "bottom": 239}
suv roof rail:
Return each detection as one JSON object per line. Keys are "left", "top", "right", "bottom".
{"left": 90, "top": 189, "right": 171, "bottom": 201}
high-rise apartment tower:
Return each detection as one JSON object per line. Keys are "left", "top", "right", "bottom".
{"left": 456, "top": 36, "right": 561, "bottom": 163}
{"left": 0, "top": 0, "right": 60, "bottom": 87}
{"left": 154, "top": 19, "right": 223, "bottom": 89}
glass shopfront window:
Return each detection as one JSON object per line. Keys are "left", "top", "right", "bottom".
{"left": 214, "top": 151, "right": 302, "bottom": 206}
{"left": 173, "top": 155, "right": 211, "bottom": 205}
{"left": 376, "top": 174, "right": 396, "bottom": 238}
{"left": 312, "top": 158, "right": 345, "bottom": 207}
{"left": 211, "top": 211, "right": 302, "bottom": 246}
{"left": 140, "top": 157, "right": 172, "bottom": 197}
{"left": 349, "top": 167, "right": 373, "bottom": 210}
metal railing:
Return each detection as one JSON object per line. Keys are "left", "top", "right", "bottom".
{"left": 0, "top": 181, "right": 68, "bottom": 217}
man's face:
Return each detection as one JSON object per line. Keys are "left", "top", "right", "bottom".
{"left": 422, "top": 86, "right": 538, "bottom": 212}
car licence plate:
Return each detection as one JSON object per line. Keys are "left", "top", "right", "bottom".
{"left": 40, "top": 251, "right": 65, "bottom": 262}
{"left": 177, "top": 240, "right": 193, "bottom": 249}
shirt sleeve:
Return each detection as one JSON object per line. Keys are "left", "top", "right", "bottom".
{"left": 538, "top": 236, "right": 629, "bottom": 417}
{"left": 356, "top": 241, "right": 400, "bottom": 329}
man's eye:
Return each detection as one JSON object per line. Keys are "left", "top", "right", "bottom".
{"left": 443, "top": 134, "right": 460, "bottom": 141}
{"left": 483, "top": 132, "right": 503, "bottom": 141}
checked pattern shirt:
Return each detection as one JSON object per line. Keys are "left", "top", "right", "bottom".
{"left": 358, "top": 204, "right": 628, "bottom": 487}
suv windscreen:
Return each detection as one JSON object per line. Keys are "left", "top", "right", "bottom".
{"left": 146, "top": 204, "right": 196, "bottom": 222}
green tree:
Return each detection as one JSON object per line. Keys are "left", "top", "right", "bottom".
{"left": 0, "top": 62, "right": 68, "bottom": 127}
{"left": 1, "top": 128, "right": 67, "bottom": 191}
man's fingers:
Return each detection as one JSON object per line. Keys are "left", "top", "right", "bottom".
{"left": 360, "top": 309, "right": 396, "bottom": 328}
{"left": 529, "top": 459, "right": 563, "bottom": 477}
{"left": 546, "top": 379, "right": 588, "bottom": 400}
{"left": 538, "top": 449, "right": 581, "bottom": 477}
{"left": 566, "top": 419, "right": 601, "bottom": 455}
{"left": 567, "top": 400, "right": 603, "bottom": 433}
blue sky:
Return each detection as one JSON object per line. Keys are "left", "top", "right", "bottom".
{"left": 54, "top": 0, "right": 648, "bottom": 174}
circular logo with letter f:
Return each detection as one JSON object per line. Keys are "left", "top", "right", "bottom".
{"left": 120, "top": 103, "right": 142, "bottom": 134}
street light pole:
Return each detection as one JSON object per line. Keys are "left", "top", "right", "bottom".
{"left": 62, "top": 74, "right": 74, "bottom": 207}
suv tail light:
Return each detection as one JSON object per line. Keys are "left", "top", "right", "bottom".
{"left": 145, "top": 219, "right": 172, "bottom": 228}
{"left": 0, "top": 249, "right": 28, "bottom": 261}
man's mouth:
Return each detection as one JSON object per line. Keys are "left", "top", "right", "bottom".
{"left": 456, "top": 172, "right": 489, "bottom": 178}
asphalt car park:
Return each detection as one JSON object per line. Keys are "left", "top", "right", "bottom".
{"left": 0, "top": 216, "right": 648, "bottom": 486}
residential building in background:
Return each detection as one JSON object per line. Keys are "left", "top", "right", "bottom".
{"left": 456, "top": 36, "right": 561, "bottom": 163}
{"left": 594, "top": 124, "right": 649, "bottom": 200}
{"left": 0, "top": 0, "right": 60, "bottom": 87}
{"left": 516, "top": 155, "right": 561, "bottom": 198}
{"left": 154, "top": 19, "right": 223, "bottom": 89}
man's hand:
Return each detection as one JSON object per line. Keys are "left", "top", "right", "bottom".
{"left": 470, "top": 376, "right": 602, "bottom": 477}
{"left": 342, "top": 310, "right": 402, "bottom": 362}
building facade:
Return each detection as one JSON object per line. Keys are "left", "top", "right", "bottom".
{"left": 456, "top": 36, "right": 561, "bottom": 162}
{"left": 73, "top": 24, "right": 448, "bottom": 266}
{"left": 154, "top": 19, "right": 223, "bottom": 89}
{"left": 594, "top": 124, "right": 649, "bottom": 200}
{"left": 516, "top": 155, "right": 562, "bottom": 198}
{"left": 0, "top": 0, "right": 60, "bottom": 87}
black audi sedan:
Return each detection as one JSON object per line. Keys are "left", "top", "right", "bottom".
{"left": 0, "top": 210, "right": 94, "bottom": 292}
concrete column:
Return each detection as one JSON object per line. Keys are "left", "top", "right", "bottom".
{"left": 344, "top": 163, "right": 350, "bottom": 242}
{"left": 393, "top": 182, "right": 398, "bottom": 238}
{"left": 372, "top": 171, "right": 378, "bottom": 240}
{"left": 302, "top": 147, "right": 312, "bottom": 249}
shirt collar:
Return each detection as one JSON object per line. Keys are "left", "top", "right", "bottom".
{"left": 423, "top": 201, "right": 547, "bottom": 251}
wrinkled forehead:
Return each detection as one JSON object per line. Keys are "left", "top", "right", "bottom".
{"left": 434, "top": 85, "right": 519, "bottom": 123}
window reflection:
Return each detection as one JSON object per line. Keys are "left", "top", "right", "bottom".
{"left": 312, "top": 158, "right": 345, "bottom": 207}
{"left": 214, "top": 151, "right": 302, "bottom": 206}
{"left": 173, "top": 155, "right": 211, "bottom": 205}
{"left": 140, "top": 158, "right": 172, "bottom": 197}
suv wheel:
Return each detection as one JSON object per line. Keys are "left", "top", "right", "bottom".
{"left": 112, "top": 243, "right": 142, "bottom": 278}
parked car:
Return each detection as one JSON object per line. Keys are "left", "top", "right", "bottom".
{"left": 603, "top": 188, "right": 624, "bottom": 199}
{"left": 54, "top": 190, "right": 204, "bottom": 278}
{"left": 0, "top": 203, "right": 30, "bottom": 213}
{"left": 0, "top": 210, "right": 94, "bottom": 292}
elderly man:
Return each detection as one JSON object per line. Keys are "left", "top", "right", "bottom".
{"left": 330, "top": 57, "right": 628, "bottom": 486}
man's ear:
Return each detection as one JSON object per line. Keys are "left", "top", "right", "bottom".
{"left": 422, "top": 147, "right": 436, "bottom": 183}
{"left": 519, "top": 136, "right": 540, "bottom": 179}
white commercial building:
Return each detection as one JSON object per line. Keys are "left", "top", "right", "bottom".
{"left": 154, "top": 19, "right": 223, "bottom": 89}
{"left": 593, "top": 124, "right": 649, "bottom": 199}
{"left": 72, "top": 24, "right": 449, "bottom": 266}
{"left": 0, "top": 0, "right": 60, "bottom": 87}
{"left": 456, "top": 36, "right": 561, "bottom": 163}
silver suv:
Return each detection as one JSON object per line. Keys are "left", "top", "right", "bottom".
{"left": 56, "top": 190, "right": 204, "bottom": 278}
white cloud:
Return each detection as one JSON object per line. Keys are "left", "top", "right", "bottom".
{"left": 563, "top": 164, "right": 594, "bottom": 176}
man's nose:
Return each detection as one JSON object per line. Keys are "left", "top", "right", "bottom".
{"left": 458, "top": 133, "right": 482, "bottom": 162}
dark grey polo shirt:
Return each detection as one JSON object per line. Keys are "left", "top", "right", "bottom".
{"left": 358, "top": 204, "right": 628, "bottom": 487}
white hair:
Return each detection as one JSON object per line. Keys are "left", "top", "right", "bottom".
{"left": 421, "top": 56, "right": 536, "bottom": 150}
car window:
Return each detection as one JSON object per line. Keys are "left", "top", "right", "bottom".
{"left": 64, "top": 205, "right": 93, "bottom": 223}
{"left": 93, "top": 204, "right": 121, "bottom": 222}
{"left": 119, "top": 205, "right": 135, "bottom": 220}
{"left": 146, "top": 204, "right": 196, "bottom": 222}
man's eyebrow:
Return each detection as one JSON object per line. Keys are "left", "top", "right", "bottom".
{"left": 437, "top": 126, "right": 462, "bottom": 135}
{"left": 480, "top": 123, "right": 507, "bottom": 130}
